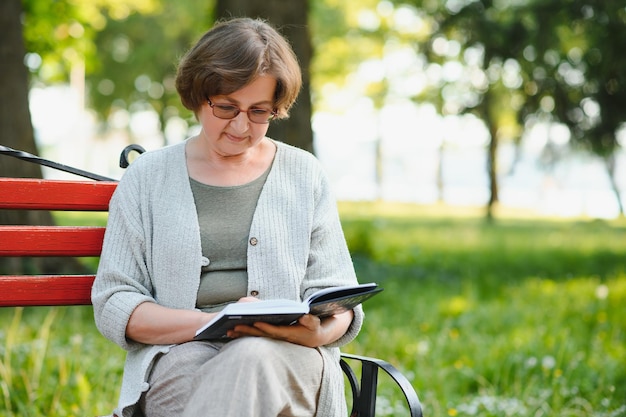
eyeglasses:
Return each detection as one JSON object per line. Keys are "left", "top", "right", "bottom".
{"left": 207, "top": 98, "right": 277, "bottom": 124}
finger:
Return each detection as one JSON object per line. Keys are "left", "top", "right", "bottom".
{"left": 297, "top": 314, "right": 321, "bottom": 329}
{"left": 252, "top": 322, "right": 306, "bottom": 344}
{"left": 253, "top": 322, "right": 321, "bottom": 347}
{"left": 251, "top": 322, "right": 286, "bottom": 336}
{"left": 231, "top": 324, "right": 268, "bottom": 337}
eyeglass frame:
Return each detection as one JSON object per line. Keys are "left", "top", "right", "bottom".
{"left": 206, "top": 97, "right": 277, "bottom": 124}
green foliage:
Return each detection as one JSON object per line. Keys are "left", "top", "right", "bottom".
{"left": 22, "top": 0, "right": 160, "bottom": 83}
{"left": 402, "top": 0, "right": 626, "bottom": 156}
{"left": 2, "top": 206, "right": 625, "bottom": 416}
{"left": 21, "top": 0, "right": 213, "bottom": 144}
{"left": 86, "top": 0, "right": 214, "bottom": 130}
{"left": 309, "top": 0, "right": 385, "bottom": 110}
{"left": 310, "top": 0, "right": 435, "bottom": 112}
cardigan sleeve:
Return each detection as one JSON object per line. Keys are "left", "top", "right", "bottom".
{"left": 302, "top": 163, "right": 364, "bottom": 348}
{"left": 91, "top": 162, "right": 157, "bottom": 352}
{"left": 92, "top": 142, "right": 204, "bottom": 351}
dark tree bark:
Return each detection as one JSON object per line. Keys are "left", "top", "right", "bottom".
{"left": 0, "top": 0, "right": 42, "bottom": 179}
{"left": 215, "top": 0, "right": 314, "bottom": 153}
{"left": 0, "top": 0, "right": 77, "bottom": 274}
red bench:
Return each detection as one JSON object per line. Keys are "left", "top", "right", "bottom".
{"left": 0, "top": 175, "right": 422, "bottom": 417}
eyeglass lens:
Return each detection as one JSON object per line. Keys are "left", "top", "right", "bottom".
{"left": 208, "top": 99, "right": 275, "bottom": 124}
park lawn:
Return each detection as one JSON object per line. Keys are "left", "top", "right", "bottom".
{"left": 1, "top": 202, "right": 625, "bottom": 416}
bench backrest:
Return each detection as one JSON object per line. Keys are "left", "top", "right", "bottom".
{"left": 0, "top": 178, "right": 117, "bottom": 307}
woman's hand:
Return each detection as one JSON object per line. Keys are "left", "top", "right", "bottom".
{"left": 126, "top": 302, "right": 217, "bottom": 345}
{"left": 227, "top": 309, "right": 354, "bottom": 348}
{"left": 126, "top": 297, "right": 258, "bottom": 345}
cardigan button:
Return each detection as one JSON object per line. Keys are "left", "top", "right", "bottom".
{"left": 201, "top": 256, "right": 210, "bottom": 267}
{"left": 250, "top": 290, "right": 259, "bottom": 296}
{"left": 249, "top": 237, "right": 258, "bottom": 246}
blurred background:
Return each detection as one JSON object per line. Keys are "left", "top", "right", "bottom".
{"left": 1, "top": 1, "right": 626, "bottom": 417}
{"left": 2, "top": 0, "right": 625, "bottom": 220}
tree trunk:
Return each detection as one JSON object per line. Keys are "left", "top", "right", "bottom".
{"left": 436, "top": 141, "right": 444, "bottom": 203}
{"left": 215, "top": 0, "right": 314, "bottom": 153}
{"left": 605, "top": 153, "right": 625, "bottom": 217}
{"left": 0, "top": 0, "right": 80, "bottom": 275}
{"left": 374, "top": 117, "right": 383, "bottom": 201}
{"left": 487, "top": 125, "right": 499, "bottom": 208}
{"left": 0, "top": 0, "right": 42, "bottom": 179}
{"left": 481, "top": 90, "right": 499, "bottom": 222}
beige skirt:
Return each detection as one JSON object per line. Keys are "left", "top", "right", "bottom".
{"left": 140, "top": 337, "right": 323, "bottom": 417}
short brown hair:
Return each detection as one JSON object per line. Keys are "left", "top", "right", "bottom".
{"left": 175, "top": 18, "right": 302, "bottom": 119}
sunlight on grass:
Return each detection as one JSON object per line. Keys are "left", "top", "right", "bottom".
{"left": 338, "top": 203, "right": 626, "bottom": 417}
{"left": 346, "top": 271, "right": 626, "bottom": 416}
{"left": 0, "top": 306, "right": 124, "bottom": 416}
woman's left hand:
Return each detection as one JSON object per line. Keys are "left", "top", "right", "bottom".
{"left": 227, "top": 310, "right": 354, "bottom": 348}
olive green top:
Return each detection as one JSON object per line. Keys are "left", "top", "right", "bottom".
{"left": 190, "top": 167, "right": 271, "bottom": 312}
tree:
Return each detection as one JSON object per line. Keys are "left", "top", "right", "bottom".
{"left": 518, "top": 0, "right": 626, "bottom": 216}
{"left": 87, "top": 0, "right": 211, "bottom": 147}
{"left": 0, "top": 0, "right": 41, "bottom": 181}
{"left": 406, "top": 0, "right": 530, "bottom": 220}
{"left": 0, "top": 0, "right": 158, "bottom": 274}
{"left": 0, "top": 0, "right": 95, "bottom": 274}
{"left": 0, "top": 0, "right": 49, "bottom": 230}
{"left": 393, "top": 0, "right": 625, "bottom": 219}
{"left": 310, "top": 1, "right": 434, "bottom": 200}
{"left": 6, "top": 0, "right": 160, "bottom": 173}
{"left": 215, "top": 0, "right": 314, "bottom": 152}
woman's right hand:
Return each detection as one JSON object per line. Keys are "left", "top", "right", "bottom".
{"left": 126, "top": 302, "right": 216, "bottom": 345}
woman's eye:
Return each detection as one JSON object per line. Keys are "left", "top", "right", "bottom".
{"left": 217, "top": 105, "right": 238, "bottom": 112}
{"left": 250, "top": 108, "right": 271, "bottom": 115}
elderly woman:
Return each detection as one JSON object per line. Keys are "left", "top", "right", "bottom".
{"left": 92, "top": 17, "right": 363, "bottom": 417}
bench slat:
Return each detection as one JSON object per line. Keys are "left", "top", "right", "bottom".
{"left": 0, "top": 275, "right": 94, "bottom": 306}
{"left": 0, "top": 226, "right": 105, "bottom": 256}
{"left": 0, "top": 178, "right": 116, "bottom": 211}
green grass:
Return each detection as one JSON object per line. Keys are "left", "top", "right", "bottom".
{"left": 0, "top": 306, "right": 124, "bottom": 417}
{"left": 340, "top": 202, "right": 626, "bottom": 416}
{"left": 1, "top": 203, "right": 625, "bottom": 416}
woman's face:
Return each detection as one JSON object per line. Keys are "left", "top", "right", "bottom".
{"left": 197, "top": 75, "right": 277, "bottom": 158}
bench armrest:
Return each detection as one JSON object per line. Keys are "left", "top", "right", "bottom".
{"left": 340, "top": 353, "right": 423, "bottom": 417}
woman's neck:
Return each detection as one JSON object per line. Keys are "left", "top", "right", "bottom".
{"left": 186, "top": 137, "right": 276, "bottom": 186}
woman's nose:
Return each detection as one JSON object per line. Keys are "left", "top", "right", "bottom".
{"left": 230, "top": 111, "right": 250, "bottom": 132}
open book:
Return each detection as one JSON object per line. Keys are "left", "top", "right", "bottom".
{"left": 194, "top": 282, "right": 383, "bottom": 340}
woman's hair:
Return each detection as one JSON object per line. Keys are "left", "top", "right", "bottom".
{"left": 175, "top": 17, "right": 302, "bottom": 119}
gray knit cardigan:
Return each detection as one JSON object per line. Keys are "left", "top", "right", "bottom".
{"left": 91, "top": 139, "right": 364, "bottom": 417}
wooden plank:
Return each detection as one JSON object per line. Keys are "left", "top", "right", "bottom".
{"left": 0, "top": 226, "right": 105, "bottom": 256}
{"left": 0, "top": 178, "right": 116, "bottom": 211}
{"left": 0, "top": 275, "right": 94, "bottom": 306}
